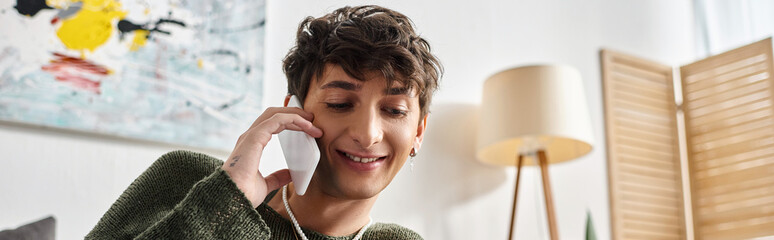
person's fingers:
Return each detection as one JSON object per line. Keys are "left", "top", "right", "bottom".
{"left": 261, "top": 113, "right": 323, "bottom": 138}
{"left": 236, "top": 114, "right": 322, "bottom": 150}
{"left": 284, "top": 117, "right": 324, "bottom": 138}
{"left": 251, "top": 107, "right": 314, "bottom": 128}
{"left": 290, "top": 108, "right": 315, "bottom": 121}
{"left": 264, "top": 169, "right": 292, "bottom": 193}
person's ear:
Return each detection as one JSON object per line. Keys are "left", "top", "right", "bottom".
{"left": 283, "top": 95, "right": 292, "bottom": 107}
{"left": 414, "top": 114, "right": 428, "bottom": 153}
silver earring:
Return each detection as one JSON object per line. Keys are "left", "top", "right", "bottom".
{"left": 410, "top": 148, "right": 417, "bottom": 172}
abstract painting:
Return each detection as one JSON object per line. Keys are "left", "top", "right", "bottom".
{"left": 0, "top": 0, "right": 265, "bottom": 150}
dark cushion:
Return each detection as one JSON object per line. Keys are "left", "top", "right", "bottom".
{"left": 0, "top": 216, "right": 55, "bottom": 240}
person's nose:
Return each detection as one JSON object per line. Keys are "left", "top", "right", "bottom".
{"left": 350, "top": 107, "right": 383, "bottom": 149}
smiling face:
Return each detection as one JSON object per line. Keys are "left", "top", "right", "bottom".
{"left": 300, "top": 64, "right": 427, "bottom": 200}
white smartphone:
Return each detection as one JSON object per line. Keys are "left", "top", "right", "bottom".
{"left": 278, "top": 95, "right": 320, "bottom": 196}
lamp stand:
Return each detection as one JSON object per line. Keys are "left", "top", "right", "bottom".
{"left": 507, "top": 154, "right": 524, "bottom": 240}
{"left": 507, "top": 150, "right": 559, "bottom": 240}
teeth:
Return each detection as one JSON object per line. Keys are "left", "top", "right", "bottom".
{"left": 345, "top": 152, "right": 379, "bottom": 163}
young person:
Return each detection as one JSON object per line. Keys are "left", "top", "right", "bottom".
{"left": 86, "top": 5, "right": 441, "bottom": 239}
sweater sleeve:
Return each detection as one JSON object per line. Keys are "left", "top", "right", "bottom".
{"left": 85, "top": 150, "right": 271, "bottom": 240}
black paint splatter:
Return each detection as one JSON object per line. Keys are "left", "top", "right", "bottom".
{"left": 117, "top": 20, "right": 144, "bottom": 33}
{"left": 14, "top": 0, "right": 52, "bottom": 16}
{"left": 151, "top": 19, "right": 186, "bottom": 35}
{"left": 117, "top": 18, "right": 186, "bottom": 40}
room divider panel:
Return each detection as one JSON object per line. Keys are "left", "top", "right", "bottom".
{"left": 602, "top": 38, "right": 774, "bottom": 240}
{"left": 601, "top": 49, "right": 686, "bottom": 240}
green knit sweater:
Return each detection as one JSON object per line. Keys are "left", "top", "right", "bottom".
{"left": 85, "top": 150, "right": 422, "bottom": 240}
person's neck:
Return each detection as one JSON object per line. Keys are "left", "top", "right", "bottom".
{"left": 269, "top": 182, "right": 376, "bottom": 237}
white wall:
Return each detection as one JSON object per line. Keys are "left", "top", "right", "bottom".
{"left": 0, "top": 0, "right": 695, "bottom": 239}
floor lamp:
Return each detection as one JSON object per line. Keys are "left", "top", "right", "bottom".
{"left": 477, "top": 65, "right": 594, "bottom": 240}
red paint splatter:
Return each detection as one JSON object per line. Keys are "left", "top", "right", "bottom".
{"left": 41, "top": 52, "right": 110, "bottom": 94}
{"left": 50, "top": 17, "right": 59, "bottom": 24}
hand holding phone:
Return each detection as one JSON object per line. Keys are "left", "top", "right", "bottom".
{"left": 221, "top": 95, "right": 322, "bottom": 207}
{"left": 278, "top": 95, "right": 320, "bottom": 195}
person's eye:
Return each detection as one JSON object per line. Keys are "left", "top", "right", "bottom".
{"left": 384, "top": 107, "right": 408, "bottom": 117}
{"left": 326, "top": 102, "right": 353, "bottom": 112}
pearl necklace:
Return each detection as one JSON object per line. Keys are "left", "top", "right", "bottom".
{"left": 282, "top": 185, "right": 373, "bottom": 240}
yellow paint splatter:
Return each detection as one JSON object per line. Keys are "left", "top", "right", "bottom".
{"left": 197, "top": 59, "right": 204, "bottom": 69}
{"left": 55, "top": 0, "right": 126, "bottom": 52}
{"left": 130, "top": 30, "right": 149, "bottom": 51}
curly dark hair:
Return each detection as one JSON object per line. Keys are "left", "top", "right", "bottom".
{"left": 282, "top": 5, "right": 442, "bottom": 118}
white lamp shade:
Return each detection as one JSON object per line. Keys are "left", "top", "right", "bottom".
{"left": 477, "top": 65, "right": 594, "bottom": 166}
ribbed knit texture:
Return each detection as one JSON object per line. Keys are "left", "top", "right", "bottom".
{"left": 85, "top": 150, "right": 422, "bottom": 240}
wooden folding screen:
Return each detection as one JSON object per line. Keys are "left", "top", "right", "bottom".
{"left": 681, "top": 38, "right": 774, "bottom": 240}
{"left": 601, "top": 50, "right": 686, "bottom": 240}
{"left": 602, "top": 38, "right": 774, "bottom": 240}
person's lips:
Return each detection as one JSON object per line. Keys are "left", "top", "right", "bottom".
{"left": 336, "top": 150, "right": 387, "bottom": 171}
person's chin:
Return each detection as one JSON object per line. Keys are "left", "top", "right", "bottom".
{"left": 335, "top": 179, "right": 385, "bottom": 199}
